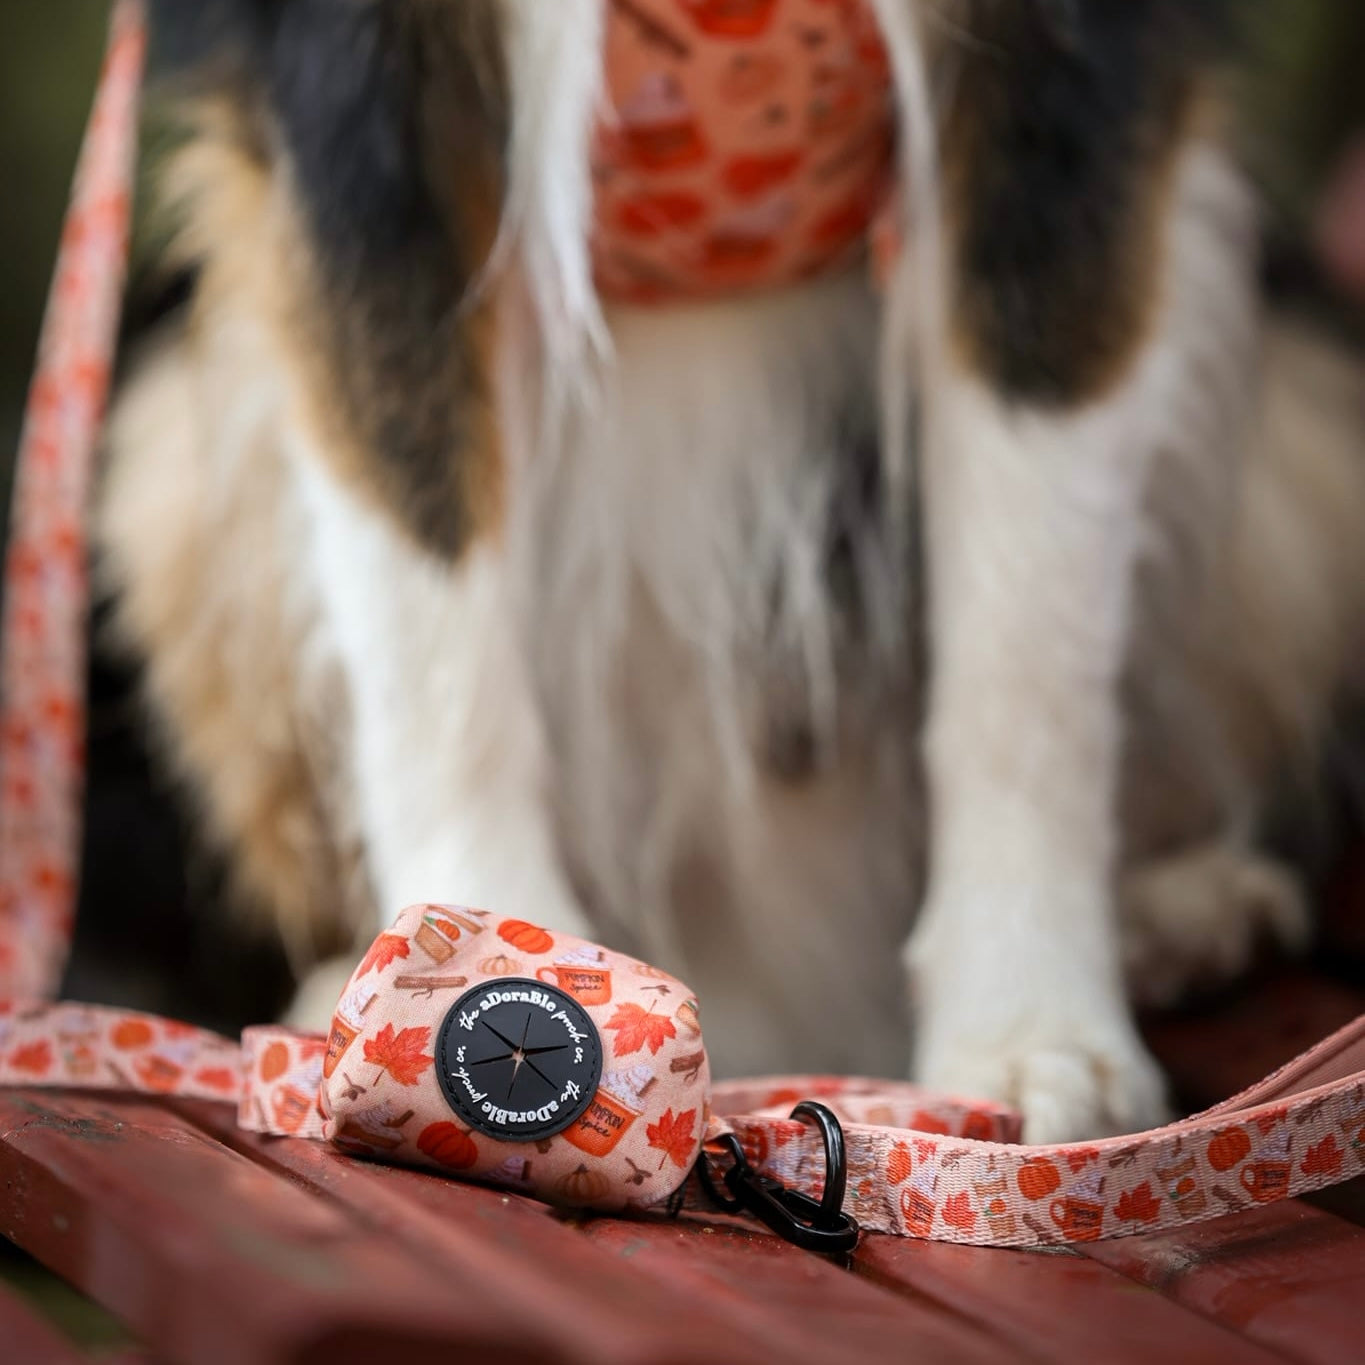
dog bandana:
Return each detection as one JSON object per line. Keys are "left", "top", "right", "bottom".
{"left": 592, "top": 0, "right": 895, "bottom": 301}
{"left": 4, "top": 0, "right": 1365, "bottom": 1255}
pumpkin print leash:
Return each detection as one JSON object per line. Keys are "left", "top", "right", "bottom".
{"left": 4, "top": 901, "right": 1365, "bottom": 1251}
{"left": 4, "top": 0, "right": 1365, "bottom": 1255}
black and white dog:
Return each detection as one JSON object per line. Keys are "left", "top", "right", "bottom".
{"left": 99, "top": 0, "right": 1365, "bottom": 1139}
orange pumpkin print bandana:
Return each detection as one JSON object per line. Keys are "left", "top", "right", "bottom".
{"left": 592, "top": 0, "right": 896, "bottom": 301}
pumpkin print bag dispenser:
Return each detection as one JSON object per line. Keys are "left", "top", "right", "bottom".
{"left": 251, "top": 903, "right": 713, "bottom": 1215}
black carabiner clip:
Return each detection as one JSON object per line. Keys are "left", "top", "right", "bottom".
{"left": 695, "top": 1101, "right": 860, "bottom": 1255}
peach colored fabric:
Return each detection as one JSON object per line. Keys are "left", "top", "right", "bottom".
{"left": 0, "top": 0, "right": 144, "bottom": 1003}
{"left": 0, "top": 1002, "right": 241, "bottom": 1101}
{"left": 592, "top": 0, "right": 895, "bottom": 301}
{"left": 702, "top": 1026, "right": 1365, "bottom": 1245}
{"left": 267, "top": 904, "right": 712, "bottom": 1213}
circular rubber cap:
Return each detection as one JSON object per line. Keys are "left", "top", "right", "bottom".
{"left": 435, "top": 979, "right": 603, "bottom": 1142}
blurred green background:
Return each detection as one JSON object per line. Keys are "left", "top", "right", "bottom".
{"left": 0, "top": 3, "right": 108, "bottom": 463}
{"left": 0, "top": 1, "right": 1362, "bottom": 485}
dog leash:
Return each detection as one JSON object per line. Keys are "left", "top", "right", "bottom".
{"left": 2, "top": 0, "right": 1365, "bottom": 1255}
{"left": 2, "top": 906, "right": 1364, "bottom": 1251}
{"left": 0, "top": 0, "right": 144, "bottom": 1004}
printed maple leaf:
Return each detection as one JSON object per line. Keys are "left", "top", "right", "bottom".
{"left": 363, "top": 1023, "right": 434, "bottom": 1087}
{"left": 1064, "top": 1146, "right": 1099, "bottom": 1174}
{"left": 1114, "top": 1182, "right": 1160, "bottom": 1223}
{"left": 1252, "top": 1107, "right": 1287, "bottom": 1136}
{"left": 647, "top": 1106, "right": 698, "bottom": 1170}
{"left": 357, "top": 933, "right": 410, "bottom": 979}
{"left": 194, "top": 1067, "right": 239, "bottom": 1094}
{"left": 941, "top": 1191, "right": 977, "bottom": 1231}
{"left": 910, "top": 1109, "right": 951, "bottom": 1136}
{"left": 8, "top": 1040, "right": 52, "bottom": 1075}
{"left": 1301, "top": 1134, "right": 1344, "bottom": 1178}
{"left": 605, "top": 1002, "right": 676, "bottom": 1057}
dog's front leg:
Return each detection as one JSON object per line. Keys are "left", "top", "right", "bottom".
{"left": 894, "top": 5, "right": 1226, "bottom": 1139}
{"left": 910, "top": 380, "right": 1168, "bottom": 1141}
{"left": 262, "top": 0, "right": 592, "bottom": 947}
{"left": 298, "top": 461, "right": 589, "bottom": 937}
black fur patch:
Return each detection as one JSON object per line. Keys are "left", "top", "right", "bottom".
{"left": 946, "top": 0, "right": 1230, "bottom": 405}
{"left": 148, "top": 0, "right": 280, "bottom": 81}
{"left": 151, "top": 0, "right": 507, "bottom": 559}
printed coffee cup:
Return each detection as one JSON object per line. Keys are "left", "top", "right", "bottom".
{"left": 1049, "top": 1195, "right": 1104, "bottom": 1241}
{"left": 1240, "top": 1160, "right": 1291, "bottom": 1202}
{"left": 899, "top": 1184, "right": 936, "bottom": 1236}
{"left": 271, "top": 1085, "right": 312, "bottom": 1135}
{"left": 536, "top": 963, "right": 612, "bottom": 1006}
{"left": 565, "top": 1089, "right": 642, "bottom": 1157}
{"left": 325, "top": 982, "right": 376, "bottom": 1079}
{"left": 564, "top": 1066, "right": 653, "bottom": 1157}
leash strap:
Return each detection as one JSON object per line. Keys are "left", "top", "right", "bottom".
{"left": 2, "top": 0, "right": 1364, "bottom": 1252}
{"left": 1, "top": 998, "right": 1363, "bottom": 1247}
{"left": 0, "top": 0, "right": 145, "bottom": 1003}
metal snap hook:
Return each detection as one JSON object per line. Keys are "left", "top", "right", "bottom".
{"left": 694, "top": 1102, "right": 860, "bottom": 1254}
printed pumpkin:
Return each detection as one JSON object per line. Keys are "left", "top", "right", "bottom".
{"left": 417, "top": 1122, "right": 479, "bottom": 1170}
{"left": 558, "top": 1163, "right": 612, "bottom": 1206}
{"left": 1017, "top": 1158, "right": 1061, "bottom": 1201}
{"left": 1207, "top": 1127, "right": 1251, "bottom": 1172}
{"left": 111, "top": 1018, "right": 154, "bottom": 1050}
{"left": 497, "top": 920, "right": 555, "bottom": 955}
{"left": 259, "top": 1041, "right": 291, "bottom": 1083}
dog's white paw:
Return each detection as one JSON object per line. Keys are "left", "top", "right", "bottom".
{"left": 917, "top": 1023, "right": 1169, "bottom": 1145}
{"left": 1120, "top": 844, "right": 1311, "bottom": 1009}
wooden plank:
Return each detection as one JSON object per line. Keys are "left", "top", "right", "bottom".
{"left": 2, "top": 1089, "right": 774, "bottom": 1365}
{"left": 1084, "top": 1199, "right": 1365, "bottom": 1365}
{"left": 853, "top": 1232, "right": 1285, "bottom": 1365}
{"left": 2, "top": 1216, "right": 150, "bottom": 1360}
{"left": 184, "top": 1098, "right": 992, "bottom": 1365}
{"left": 1144, "top": 972, "right": 1365, "bottom": 1111}
{"left": 1304, "top": 1174, "right": 1365, "bottom": 1226}
{"left": 0, "top": 1277, "right": 88, "bottom": 1365}
{"left": 582, "top": 1216, "right": 1013, "bottom": 1364}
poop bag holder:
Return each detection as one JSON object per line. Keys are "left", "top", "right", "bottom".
{"left": 240, "top": 905, "right": 711, "bottom": 1212}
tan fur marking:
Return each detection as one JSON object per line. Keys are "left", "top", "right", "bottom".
{"left": 99, "top": 126, "right": 368, "bottom": 965}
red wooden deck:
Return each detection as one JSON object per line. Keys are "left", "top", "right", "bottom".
{"left": 3, "top": 954, "right": 1364, "bottom": 1363}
